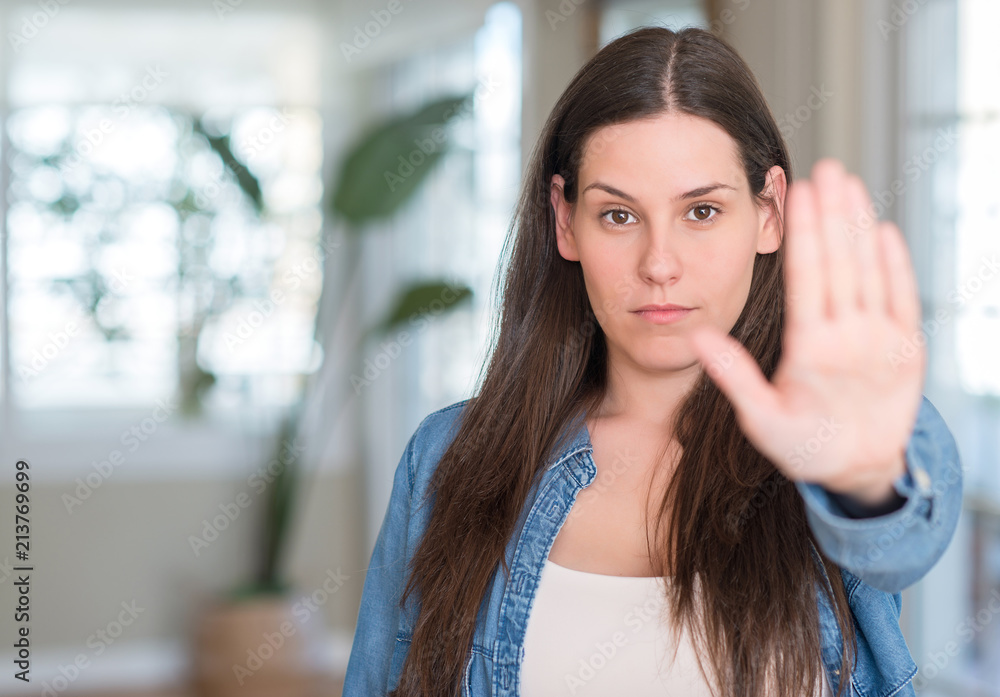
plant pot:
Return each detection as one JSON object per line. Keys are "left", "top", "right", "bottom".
{"left": 192, "top": 593, "right": 318, "bottom": 697}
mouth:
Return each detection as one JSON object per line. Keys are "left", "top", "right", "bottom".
{"left": 631, "top": 305, "right": 694, "bottom": 324}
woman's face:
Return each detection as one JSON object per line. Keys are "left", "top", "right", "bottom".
{"left": 551, "top": 111, "right": 786, "bottom": 378}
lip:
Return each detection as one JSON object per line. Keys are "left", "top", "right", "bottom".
{"left": 634, "top": 303, "right": 692, "bottom": 312}
{"left": 631, "top": 304, "right": 694, "bottom": 324}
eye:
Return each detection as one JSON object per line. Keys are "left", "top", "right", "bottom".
{"left": 600, "top": 208, "right": 637, "bottom": 228}
{"left": 685, "top": 203, "right": 722, "bottom": 223}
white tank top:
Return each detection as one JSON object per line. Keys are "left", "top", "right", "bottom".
{"left": 521, "top": 557, "right": 835, "bottom": 697}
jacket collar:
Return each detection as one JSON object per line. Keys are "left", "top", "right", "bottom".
{"left": 546, "top": 408, "right": 594, "bottom": 470}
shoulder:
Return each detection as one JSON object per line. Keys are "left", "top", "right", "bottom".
{"left": 404, "top": 397, "right": 474, "bottom": 497}
{"left": 411, "top": 397, "right": 474, "bottom": 449}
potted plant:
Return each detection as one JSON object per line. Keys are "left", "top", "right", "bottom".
{"left": 190, "top": 92, "right": 474, "bottom": 696}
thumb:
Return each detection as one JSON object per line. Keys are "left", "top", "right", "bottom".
{"left": 688, "top": 325, "right": 779, "bottom": 431}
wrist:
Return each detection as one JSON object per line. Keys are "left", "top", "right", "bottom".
{"left": 825, "top": 452, "right": 908, "bottom": 518}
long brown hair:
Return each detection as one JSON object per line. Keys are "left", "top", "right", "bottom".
{"left": 391, "top": 25, "right": 857, "bottom": 697}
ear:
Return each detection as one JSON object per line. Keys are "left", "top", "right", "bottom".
{"left": 755, "top": 165, "right": 787, "bottom": 254}
{"left": 551, "top": 173, "right": 579, "bottom": 262}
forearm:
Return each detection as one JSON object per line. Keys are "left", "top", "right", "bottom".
{"left": 797, "top": 395, "right": 963, "bottom": 592}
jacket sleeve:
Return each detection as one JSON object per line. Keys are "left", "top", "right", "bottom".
{"left": 342, "top": 428, "right": 418, "bottom": 696}
{"left": 795, "top": 394, "right": 964, "bottom": 593}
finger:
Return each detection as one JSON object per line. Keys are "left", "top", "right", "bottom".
{"left": 843, "top": 176, "right": 887, "bottom": 314}
{"left": 813, "top": 159, "right": 858, "bottom": 317}
{"left": 880, "top": 220, "right": 922, "bottom": 333}
{"left": 785, "top": 178, "right": 826, "bottom": 329}
{"left": 689, "top": 325, "right": 781, "bottom": 434}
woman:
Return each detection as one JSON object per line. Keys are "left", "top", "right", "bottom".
{"left": 342, "top": 25, "right": 963, "bottom": 697}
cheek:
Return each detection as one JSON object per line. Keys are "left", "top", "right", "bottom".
{"left": 690, "top": 237, "right": 758, "bottom": 315}
{"left": 578, "top": 247, "right": 639, "bottom": 316}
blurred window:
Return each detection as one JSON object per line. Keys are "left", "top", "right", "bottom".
{"left": 0, "top": 6, "right": 325, "bottom": 416}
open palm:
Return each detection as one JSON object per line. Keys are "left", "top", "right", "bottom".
{"left": 689, "top": 158, "right": 925, "bottom": 506}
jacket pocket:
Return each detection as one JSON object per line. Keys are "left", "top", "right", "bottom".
{"left": 847, "top": 578, "right": 918, "bottom": 697}
{"left": 463, "top": 644, "right": 493, "bottom": 696}
{"left": 387, "top": 631, "right": 412, "bottom": 693}
{"left": 388, "top": 628, "right": 493, "bottom": 696}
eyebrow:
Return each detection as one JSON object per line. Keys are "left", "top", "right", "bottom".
{"left": 581, "top": 181, "right": 737, "bottom": 203}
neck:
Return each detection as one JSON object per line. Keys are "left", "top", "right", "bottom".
{"left": 596, "top": 347, "right": 703, "bottom": 431}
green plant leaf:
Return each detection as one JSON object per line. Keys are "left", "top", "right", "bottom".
{"left": 178, "top": 365, "right": 216, "bottom": 418}
{"left": 226, "top": 579, "right": 290, "bottom": 602}
{"left": 330, "top": 93, "right": 472, "bottom": 226}
{"left": 366, "top": 280, "right": 473, "bottom": 341}
{"left": 192, "top": 118, "right": 264, "bottom": 215}
{"left": 256, "top": 405, "right": 303, "bottom": 592}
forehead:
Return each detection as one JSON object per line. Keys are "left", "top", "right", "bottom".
{"left": 579, "top": 113, "right": 746, "bottom": 196}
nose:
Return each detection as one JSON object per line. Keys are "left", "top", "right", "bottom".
{"left": 637, "top": 227, "right": 682, "bottom": 285}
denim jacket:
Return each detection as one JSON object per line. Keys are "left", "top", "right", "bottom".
{"left": 343, "top": 394, "right": 963, "bottom": 696}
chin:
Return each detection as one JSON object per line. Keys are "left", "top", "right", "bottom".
{"left": 631, "top": 345, "right": 696, "bottom": 373}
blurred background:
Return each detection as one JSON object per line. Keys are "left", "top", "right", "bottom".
{"left": 0, "top": 0, "right": 995, "bottom": 695}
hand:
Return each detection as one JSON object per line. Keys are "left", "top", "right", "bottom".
{"left": 688, "top": 158, "right": 925, "bottom": 505}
